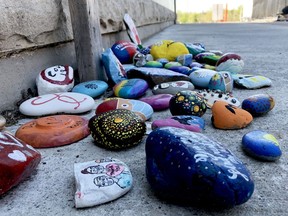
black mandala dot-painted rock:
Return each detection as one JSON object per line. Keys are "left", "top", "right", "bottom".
{"left": 89, "top": 109, "right": 146, "bottom": 150}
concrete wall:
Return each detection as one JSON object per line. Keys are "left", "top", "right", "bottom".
{"left": 0, "top": 0, "right": 175, "bottom": 111}
{"left": 252, "top": 0, "right": 287, "bottom": 19}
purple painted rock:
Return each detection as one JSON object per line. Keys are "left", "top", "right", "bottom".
{"left": 216, "top": 53, "right": 244, "bottom": 74}
{"left": 152, "top": 80, "right": 194, "bottom": 95}
{"left": 113, "top": 78, "right": 149, "bottom": 99}
{"left": 36, "top": 65, "right": 74, "bottom": 95}
{"left": 126, "top": 67, "right": 191, "bottom": 87}
{"left": 0, "top": 131, "right": 41, "bottom": 195}
{"left": 139, "top": 94, "right": 173, "bottom": 111}
{"left": 152, "top": 115, "right": 205, "bottom": 132}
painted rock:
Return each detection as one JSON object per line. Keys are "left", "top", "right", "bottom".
{"left": 113, "top": 78, "right": 149, "bottom": 99}
{"left": 176, "top": 54, "right": 193, "bottom": 67}
{"left": 15, "top": 115, "right": 90, "bottom": 148}
{"left": 72, "top": 80, "right": 108, "bottom": 98}
{"left": 74, "top": 158, "right": 133, "bottom": 208}
{"left": 96, "top": 98, "right": 153, "bottom": 121}
{"left": 156, "top": 58, "right": 169, "bottom": 65}
{"left": 197, "top": 89, "right": 241, "bottom": 108}
{"left": 133, "top": 52, "right": 147, "bottom": 67}
{"left": 233, "top": 74, "right": 272, "bottom": 89}
{"left": 242, "top": 130, "right": 282, "bottom": 161}
{"left": 0, "top": 131, "right": 41, "bottom": 195}
{"left": 215, "top": 53, "right": 244, "bottom": 74}
{"left": 189, "top": 61, "right": 203, "bottom": 69}
{"left": 241, "top": 94, "right": 275, "bottom": 116}
{"left": 208, "top": 71, "right": 233, "bottom": 93}
{"left": 19, "top": 92, "right": 95, "bottom": 116}
{"left": 146, "top": 127, "right": 254, "bottom": 208}
{"left": 164, "top": 61, "right": 182, "bottom": 69}
{"left": 36, "top": 65, "right": 74, "bottom": 95}
{"left": 184, "top": 42, "right": 206, "bottom": 56}
{"left": 152, "top": 80, "right": 194, "bottom": 95}
{"left": 169, "top": 91, "right": 207, "bottom": 117}
{"left": 102, "top": 48, "right": 127, "bottom": 85}
{"left": 126, "top": 67, "right": 191, "bottom": 87}
{"left": 166, "top": 66, "right": 192, "bottom": 76}
{"left": 89, "top": 109, "right": 146, "bottom": 150}
{"left": 189, "top": 69, "right": 217, "bottom": 88}
{"left": 211, "top": 101, "right": 253, "bottom": 130}
{"left": 111, "top": 40, "right": 137, "bottom": 64}
{"left": 194, "top": 52, "right": 215, "bottom": 63}
{"left": 202, "top": 55, "right": 221, "bottom": 66}
{"left": 0, "top": 115, "right": 6, "bottom": 130}
{"left": 139, "top": 94, "right": 173, "bottom": 111}
{"left": 151, "top": 115, "right": 205, "bottom": 132}
{"left": 144, "top": 61, "right": 163, "bottom": 68}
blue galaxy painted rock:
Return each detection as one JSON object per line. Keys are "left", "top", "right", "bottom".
{"left": 241, "top": 94, "right": 275, "bottom": 116}
{"left": 242, "top": 130, "right": 282, "bottom": 161}
{"left": 72, "top": 80, "right": 108, "bottom": 98}
{"left": 146, "top": 127, "right": 254, "bottom": 208}
{"left": 113, "top": 78, "right": 149, "bottom": 99}
{"left": 189, "top": 69, "right": 217, "bottom": 88}
{"left": 208, "top": 71, "right": 233, "bottom": 93}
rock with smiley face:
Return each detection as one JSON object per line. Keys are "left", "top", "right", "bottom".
{"left": 145, "top": 127, "right": 254, "bottom": 208}
{"left": 36, "top": 65, "right": 75, "bottom": 95}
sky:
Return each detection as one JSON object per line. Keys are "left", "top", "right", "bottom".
{"left": 176, "top": 0, "right": 253, "bottom": 17}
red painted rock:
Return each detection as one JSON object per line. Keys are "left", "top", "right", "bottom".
{"left": 15, "top": 115, "right": 90, "bottom": 148}
{"left": 0, "top": 131, "right": 41, "bottom": 195}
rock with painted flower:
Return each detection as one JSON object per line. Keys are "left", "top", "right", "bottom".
{"left": 146, "top": 127, "right": 254, "bottom": 208}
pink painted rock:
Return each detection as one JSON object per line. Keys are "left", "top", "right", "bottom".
{"left": 139, "top": 94, "right": 173, "bottom": 111}
{"left": 36, "top": 65, "right": 74, "bottom": 95}
{"left": 0, "top": 131, "right": 41, "bottom": 195}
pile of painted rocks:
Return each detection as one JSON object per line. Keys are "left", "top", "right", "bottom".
{"left": 0, "top": 37, "right": 282, "bottom": 210}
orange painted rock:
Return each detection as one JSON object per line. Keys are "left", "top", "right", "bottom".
{"left": 211, "top": 101, "right": 253, "bottom": 129}
{"left": 0, "top": 131, "right": 41, "bottom": 195}
{"left": 15, "top": 115, "right": 90, "bottom": 148}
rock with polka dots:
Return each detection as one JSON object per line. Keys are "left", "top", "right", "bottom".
{"left": 0, "top": 131, "right": 41, "bottom": 195}
{"left": 145, "top": 127, "right": 254, "bottom": 208}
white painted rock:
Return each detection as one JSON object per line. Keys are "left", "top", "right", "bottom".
{"left": 19, "top": 92, "right": 95, "bottom": 116}
{"left": 36, "top": 65, "right": 74, "bottom": 95}
{"left": 74, "top": 158, "right": 133, "bottom": 208}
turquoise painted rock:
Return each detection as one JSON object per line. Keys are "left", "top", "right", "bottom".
{"left": 144, "top": 61, "right": 163, "bottom": 68}
{"left": 89, "top": 109, "right": 146, "bottom": 150}
{"left": 96, "top": 98, "right": 153, "bottom": 121}
{"left": 146, "top": 127, "right": 254, "bottom": 208}
{"left": 208, "top": 71, "right": 233, "bottom": 93}
{"left": 113, "top": 78, "right": 149, "bottom": 99}
{"left": 72, "top": 80, "right": 108, "bottom": 98}
{"left": 169, "top": 90, "right": 207, "bottom": 117}
{"left": 242, "top": 130, "right": 282, "bottom": 161}
{"left": 151, "top": 115, "right": 205, "bottom": 132}
{"left": 189, "top": 69, "right": 217, "bottom": 88}
{"left": 215, "top": 53, "right": 244, "bottom": 74}
{"left": 241, "top": 94, "right": 275, "bottom": 116}
{"left": 232, "top": 74, "right": 272, "bottom": 89}
{"left": 152, "top": 80, "right": 195, "bottom": 95}
{"left": 139, "top": 94, "right": 173, "bottom": 111}
{"left": 184, "top": 42, "right": 205, "bottom": 56}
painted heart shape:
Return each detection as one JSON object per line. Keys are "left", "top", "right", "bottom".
{"left": 8, "top": 150, "right": 27, "bottom": 162}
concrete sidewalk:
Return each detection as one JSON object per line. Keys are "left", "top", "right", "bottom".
{"left": 1, "top": 23, "right": 288, "bottom": 216}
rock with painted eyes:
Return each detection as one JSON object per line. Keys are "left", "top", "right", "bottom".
{"left": 95, "top": 98, "right": 153, "bottom": 121}
{"left": 241, "top": 94, "right": 275, "bottom": 116}
{"left": 208, "top": 71, "right": 233, "bottom": 93}
{"left": 89, "top": 109, "right": 146, "bottom": 150}
{"left": 145, "top": 127, "right": 254, "bottom": 208}
{"left": 152, "top": 80, "right": 195, "bottom": 95}
{"left": 0, "top": 131, "right": 41, "bottom": 196}
{"left": 169, "top": 90, "right": 207, "bottom": 117}
{"left": 211, "top": 101, "right": 253, "bottom": 129}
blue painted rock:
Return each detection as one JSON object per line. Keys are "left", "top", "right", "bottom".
{"left": 144, "top": 61, "right": 163, "bottom": 68}
{"left": 72, "top": 80, "right": 108, "bottom": 98}
{"left": 74, "top": 158, "right": 133, "bottom": 208}
{"left": 194, "top": 52, "right": 215, "bottom": 63}
{"left": 166, "top": 66, "right": 192, "bottom": 76}
{"left": 164, "top": 61, "right": 182, "bottom": 69}
{"left": 113, "top": 78, "right": 149, "bottom": 99}
{"left": 89, "top": 109, "right": 146, "bottom": 150}
{"left": 216, "top": 53, "right": 244, "bottom": 74}
{"left": 19, "top": 92, "right": 95, "bottom": 116}
{"left": 241, "top": 94, "right": 275, "bottom": 116}
{"left": 197, "top": 89, "right": 240, "bottom": 108}
{"left": 232, "top": 74, "right": 272, "bottom": 89}
{"left": 242, "top": 130, "right": 282, "bottom": 161}
{"left": 152, "top": 81, "right": 194, "bottom": 95}
{"left": 139, "top": 94, "right": 173, "bottom": 111}
{"left": 156, "top": 58, "right": 169, "bottom": 66}
{"left": 208, "top": 71, "right": 233, "bottom": 93}
{"left": 36, "top": 65, "right": 74, "bottom": 95}
{"left": 176, "top": 54, "right": 193, "bottom": 67}
{"left": 111, "top": 40, "right": 138, "bottom": 64}
{"left": 0, "top": 131, "right": 41, "bottom": 196}
{"left": 169, "top": 91, "right": 207, "bottom": 117}
{"left": 184, "top": 42, "right": 206, "bottom": 56}
{"left": 190, "top": 61, "right": 203, "bottom": 69}
{"left": 151, "top": 115, "right": 205, "bottom": 132}
{"left": 211, "top": 101, "right": 253, "bottom": 129}
{"left": 146, "top": 127, "right": 254, "bottom": 208}
{"left": 96, "top": 98, "right": 153, "bottom": 121}
{"left": 102, "top": 48, "right": 127, "bottom": 85}
{"left": 189, "top": 69, "right": 217, "bottom": 88}
{"left": 126, "top": 67, "right": 191, "bottom": 87}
